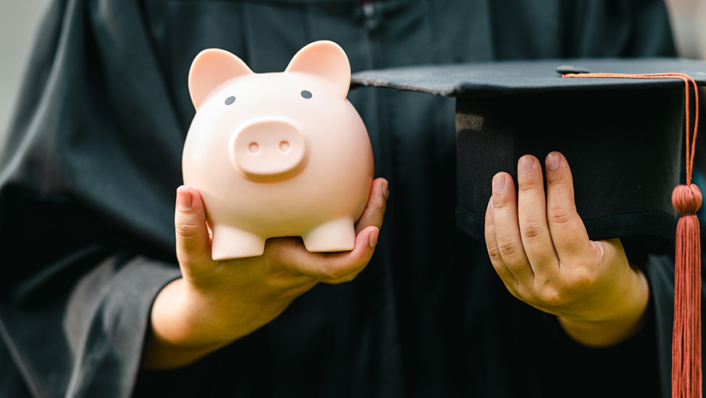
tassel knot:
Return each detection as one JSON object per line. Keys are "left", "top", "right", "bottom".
{"left": 673, "top": 184, "right": 703, "bottom": 215}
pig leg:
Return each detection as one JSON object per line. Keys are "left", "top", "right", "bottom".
{"left": 211, "top": 225, "right": 266, "bottom": 260}
{"left": 302, "top": 217, "right": 356, "bottom": 252}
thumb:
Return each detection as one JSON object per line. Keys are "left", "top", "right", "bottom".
{"left": 175, "top": 186, "right": 213, "bottom": 270}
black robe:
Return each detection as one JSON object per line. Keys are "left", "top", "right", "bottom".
{"left": 0, "top": 0, "right": 683, "bottom": 397}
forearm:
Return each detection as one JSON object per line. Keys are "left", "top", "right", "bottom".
{"left": 142, "top": 325, "right": 231, "bottom": 370}
{"left": 143, "top": 279, "right": 223, "bottom": 369}
{"left": 141, "top": 278, "right": 294, "bottom": 370}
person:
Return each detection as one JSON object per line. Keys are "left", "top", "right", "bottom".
{"left": 0, "top": 0, "right": 681, "bottom": 397}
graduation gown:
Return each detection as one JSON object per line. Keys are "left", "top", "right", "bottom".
{"left": 0, "top": 0, "right": 683, "bottom": 397}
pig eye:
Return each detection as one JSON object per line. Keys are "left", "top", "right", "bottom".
{"left": 225, "top": 96, "right": 236, "bottom": 105}
{"left": 301, "top": 90, "right": 312, "bottom": 99}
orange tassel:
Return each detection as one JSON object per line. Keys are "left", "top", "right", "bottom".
{"left": 672, "top": 184, "right": 702, "bottom": 398}
{"left": 564, "top": 71, "right": 701, "bottom": 397}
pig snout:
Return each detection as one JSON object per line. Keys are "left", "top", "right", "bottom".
{"left": 229, "top": 118, "right": 308, "bottom": 182}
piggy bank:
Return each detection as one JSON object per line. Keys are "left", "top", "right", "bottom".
{"left": 182, "top": 41, "right": 374, "bottom": 260}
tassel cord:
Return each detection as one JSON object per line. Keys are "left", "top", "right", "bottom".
{"left": 564, "top": 71, "right": 701, "bottom": 398}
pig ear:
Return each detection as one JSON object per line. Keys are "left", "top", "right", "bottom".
{"left": 188, "top": 49, "right": 254, "bottom": 110}
{"left": 285, "top": 41, "right": 351, "bottom": 98}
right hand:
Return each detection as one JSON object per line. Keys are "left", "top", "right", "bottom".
{"left": 142, "top": 179, "right": 388, "bottom": 369}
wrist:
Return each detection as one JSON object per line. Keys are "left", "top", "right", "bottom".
{"left": 558, "top": 267, "right": 650, "bottom": 347}
{"left": 150, "top": 278, "right": 228, "bottom": 347}
{"left": 152, "top": 275, "right": 301, "bottom": 345}
{"left": 142, "top": 278, "right": 234, "bottom": 369}
{"left": 142, "top": 272, "right": 311, "bottom": 369}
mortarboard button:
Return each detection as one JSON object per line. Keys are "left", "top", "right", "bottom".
{"left": 555, "top": 65, "right": 590, "bottom": 74}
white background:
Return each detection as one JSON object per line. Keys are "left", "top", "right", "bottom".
{"left": 0, "top": 1, "right": 52, "bottom": 142}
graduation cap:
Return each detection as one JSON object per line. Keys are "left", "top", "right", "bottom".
{"left": 351, "top": 58, "right": 706, "bottom": 395}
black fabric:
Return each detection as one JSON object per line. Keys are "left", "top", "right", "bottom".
{"left": 351, "top": 58, "right": 706, "bottom": 97}
{"left": 0, "top": 0, "right": 689, "bottom": 397}
{"left": 453, "top": 87, "right": 684, "bottom": 254}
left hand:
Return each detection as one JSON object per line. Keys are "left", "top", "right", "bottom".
{"left": 484, "top": 152, "right": 650, "bottom": 347}
{"left": 142, "top": 178, "right": 388, "bottom": 370}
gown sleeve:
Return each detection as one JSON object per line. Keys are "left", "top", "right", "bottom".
{"left": 0, "top": 0, "right": 186, "bottom": 396}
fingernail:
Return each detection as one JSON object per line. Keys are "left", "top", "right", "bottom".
{"left": 382, "top": 180, "right": 389, "bottom": 199}
{"left": 547, "top": 153, "right": 560, "bottom": 171}
{"left": 493, "top": 174, "right": 505, "bottom": 193}
{"left": 489, "top": 199, "right": 494, "bottom": 210}
{"left": 369, "top": 228, "right": 379, "bottom": 248}
{"left": 177, "top": 188, "right": 192, "bottom": 211}
{"left": 519, "top": 156, "right": 533, "bottom": 175}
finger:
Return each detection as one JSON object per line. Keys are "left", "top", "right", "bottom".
{"left": 484, "top": 198, "right": 519, "bottom": 290}
{"left": 279, "top": 226, "right": 379, "bottom": 281}
{"left": 175, "top": 186, "right": 214, "bottom": 273}
{"left": 516, "top": 155, "right": 558, "bottom": 273}
{"left": 544, "top": 152, "right": 592, "bottom": 263}
{"left": 355, "top": 178, "right": 389, "bottom": 235}
{"left": 491, "top": 172, "right": 534, "bottom": 284}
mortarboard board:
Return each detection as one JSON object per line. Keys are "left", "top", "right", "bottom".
{"left": 351, "top": 58, "right": 706, "bottom": 396}
{"left": 352, "top": 58, "right": 706, "bottom": 255}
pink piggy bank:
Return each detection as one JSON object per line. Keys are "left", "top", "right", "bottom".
{"left": 182, "top": 41, "right": 374, "bottom": 260}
